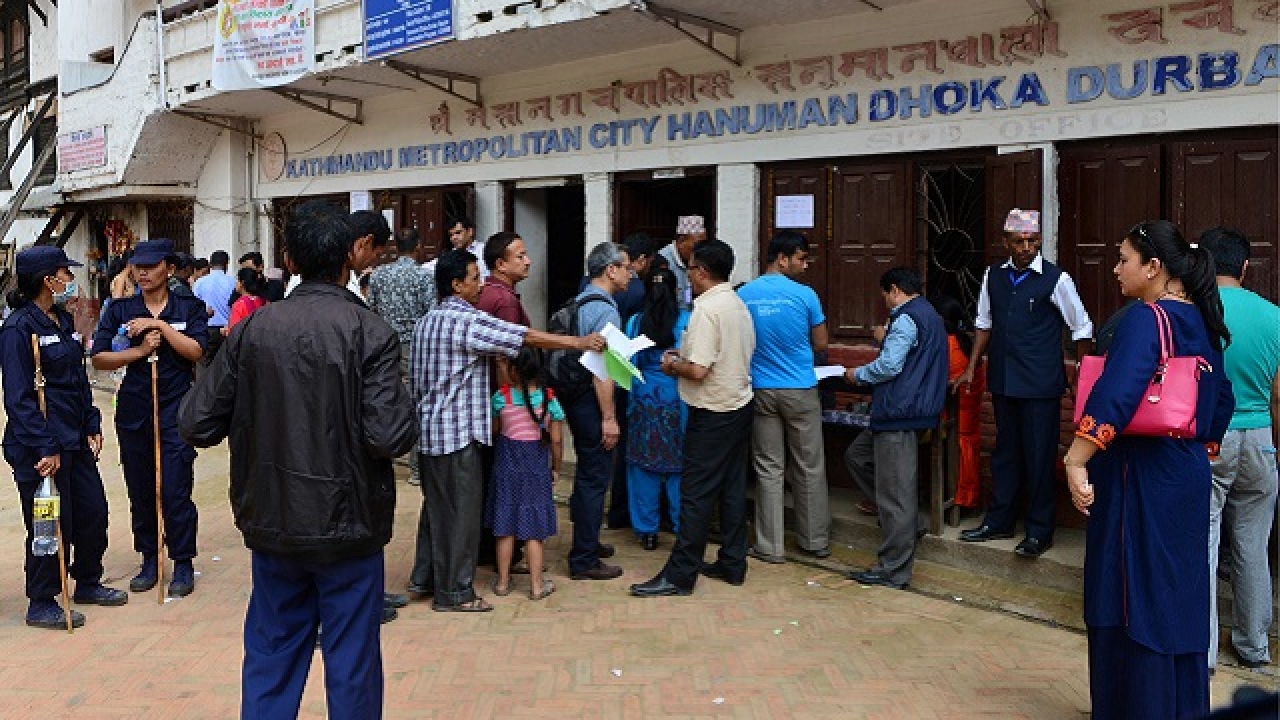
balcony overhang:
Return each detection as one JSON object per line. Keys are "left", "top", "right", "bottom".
{"left": 168, "top": 0, "right": 926, "bottom": 118}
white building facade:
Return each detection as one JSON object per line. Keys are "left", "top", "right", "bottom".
{"left": 18, "top": 0, "right": 1280, "bottom": 336}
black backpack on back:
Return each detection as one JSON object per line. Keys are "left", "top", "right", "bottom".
{"left": 546, "top": 294, "right": 610, "bottom": 399}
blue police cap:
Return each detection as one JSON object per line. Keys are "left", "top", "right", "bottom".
{"left": 130, "top": 239, "right": 178, "bottom": 266}
{"left": 15, "top": 245, "right": 83, "bottom": 276}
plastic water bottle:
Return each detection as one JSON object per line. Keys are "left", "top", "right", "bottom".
{"left": 110, "top": 327, "right": 129, "bottom": 387}
{"left": 111, "top": 326, "right": 130, "bottom": 353}
{"left": 31, "top": 477, "right": 59, "bottom": 557}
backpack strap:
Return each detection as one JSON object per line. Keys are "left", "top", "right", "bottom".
{"left": 572, "top": 294, "right": 611, "bottom": 334}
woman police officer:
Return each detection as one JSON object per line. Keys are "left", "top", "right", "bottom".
{"left": 2, "top": 246, "right": 127, "bottom": 629}
{"left": 90, "top": 239, "right": 208, "bottom": 598}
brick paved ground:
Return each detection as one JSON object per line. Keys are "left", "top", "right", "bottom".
{"left": 0, "top": 391, "right": 1267, "bottom": 718}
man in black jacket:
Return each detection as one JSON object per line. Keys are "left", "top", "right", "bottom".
{"left": 179, "top": 200, "right": 415, "bottom": 720}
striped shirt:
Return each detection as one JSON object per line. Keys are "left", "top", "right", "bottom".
{"left": 411, "top": 295, "right": 527, "bottom": 456}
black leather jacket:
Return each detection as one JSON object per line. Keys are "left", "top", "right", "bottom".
{"left": 179, "top": 282, "right": 416, "bottom": 564}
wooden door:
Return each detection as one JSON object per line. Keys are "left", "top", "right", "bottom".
{"left": 1171, "top": 136, "right": 1279, "bottom": 302}
{"left": 403, "top": 191, "right": 443, "bottom": 260}
{"left": 759, "top": 163, "right": 829, "bottom": 302}
{"left": 1059, "top": 142, "right": 1162, "bottom": 325}
{"left": 985, "top": 150, "right": 1042, "bottom": 263}
{"left": 829, "top": 162, "right": 910, "bottom": 341}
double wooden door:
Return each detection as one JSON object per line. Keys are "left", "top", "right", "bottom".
{"left": 1059, "top": 130, "right": 1278, "bottom": 325}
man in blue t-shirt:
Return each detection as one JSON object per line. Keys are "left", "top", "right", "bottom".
{"left": 737, "top": 231, "right": 831, "bottom": 562}
{"left": 1202, "top": 227, "right": 1280, "bottom": 671}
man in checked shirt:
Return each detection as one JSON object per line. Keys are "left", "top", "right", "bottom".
{"left": 408, "top": 248, "right": 605, "bottom": 612}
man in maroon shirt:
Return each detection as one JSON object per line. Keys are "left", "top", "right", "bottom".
{"left": 474, "top": 231, "right": 533, "bottom": 571}
{"left": 477, "top": 232, "right": 531, "bottom": 325}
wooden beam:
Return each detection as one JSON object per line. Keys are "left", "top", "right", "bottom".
{"left": 0, "top": 139, "right": 56, "bottom": 242}
{"left": 32, "top": 205, "right": 65, "bottom": 245}
{"left": 0, "top": 90, "right": 53, "bottom": 183}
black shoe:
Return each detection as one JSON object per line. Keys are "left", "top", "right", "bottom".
{"left": 748, "top": 547, "right": 786, "bottom": 564}
{"left": 699, "top": 562, "right": 745, "bottom": 586}
{"left": 570, "top": 562, "right": 623, "bottom": 581}
{"left": 848, "top": 569, "right": 906, "bottom": 589}
{"left": 641, "top": 534, "right": 658, "bottom": 551}
{"left": 25, "top": 600, "right": 86, "bottom": 630}
{"left": 73, "top": 584, "right": 129, "bottom": 607}
{"left": 129, "top": 555, "right": 158, "bottom": 592}
{"left": 799, "top": 546, "right": 832, "bottom": 559}
{"left": 406, "top": 582, "right": 433, "bottom": 597}
{"left": 168, "top": 561, "right": 195, "bottom": 598}
{"left": 380, "top": 606, "right": 398, "bottom": 624}
{"left": 1014, "top": 537, "right": 1053, "bottom": 558}
{"left": 629, "top": 575, "right": 692, "bottom": 598}
{"left": 383, "top": 592, "right": 409, "bottom": 609}
{"left": 959, "top": 525, "right": 1015, "bottom": 542}
{"left": 596, "top": 543, "right": 616, "bottom": 559}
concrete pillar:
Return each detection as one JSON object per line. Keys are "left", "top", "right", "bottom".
{"left": 513, "top": 188, "right": 550, "bottom": 329}
{"left": 716, "top": 163, "right": 760, "bottom": 284}
{"left": 583, "top": 172, "right": 612, "bottom": 273}
{"left": 474, "top": 180, "right": 505, "bottom": 245}
{"left": 193, "top": 128, "right": 251, "bottom": 259}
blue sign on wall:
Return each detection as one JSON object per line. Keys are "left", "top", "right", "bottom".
{"left": 364, "top": 0, "right": 454, "bottom": 61}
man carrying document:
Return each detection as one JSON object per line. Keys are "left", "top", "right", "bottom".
{"left": 737, "top": 230, "right": 832, "bottom": 564}
{"left": 631, "top": 239, "right": 756, "bottom": 597}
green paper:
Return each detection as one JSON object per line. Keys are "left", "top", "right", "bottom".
{"left": 604, "top": 347, "right": 643, "bottom": 390}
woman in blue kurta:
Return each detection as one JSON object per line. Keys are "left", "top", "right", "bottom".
{"left": 625, "top": 268, "right": 690, "bottom": 551}
{"left": 1063, "top": 221, "right": 1234, "bottom": 720}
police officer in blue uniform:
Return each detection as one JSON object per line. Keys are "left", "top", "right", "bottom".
{"left": 90, "top": 239, "right": 208, "bottom": 597}
{"left": 2, "top": 246, "right": 128, "bottom": 629}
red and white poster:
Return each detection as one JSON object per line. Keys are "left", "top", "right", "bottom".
{"left": 57, "top": 126, "right": 108, "bottom": 173}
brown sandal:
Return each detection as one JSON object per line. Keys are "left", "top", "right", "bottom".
{"left": 529, "top": 579, "right": 556, "bottom": 601}
{"left": 431, "top": 598, "right": 494, "bottom": 613}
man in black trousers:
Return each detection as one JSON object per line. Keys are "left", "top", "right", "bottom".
{"left": 630, "top": 239, "right": 756, "bottom": 597}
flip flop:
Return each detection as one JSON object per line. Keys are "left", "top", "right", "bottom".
{"left": 492, "top": 581, "right": 511, "bottom": 597}
{"left": 529, "top": 579, "right": 556, "bottom": 601}
{"left": 431, "top": 598, "right": 494, "bottom": 613}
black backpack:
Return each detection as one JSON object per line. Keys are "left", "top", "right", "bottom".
{"left": 546, "top": 294, "right": 610, "bottom": 399}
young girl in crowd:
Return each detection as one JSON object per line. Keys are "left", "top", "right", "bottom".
{"left": 486, "top": 347, "right": 563, "bottom": 601}
{"left": 226, "top": 267, "right": 267, "bottom": 333}
{"left": 931, "top": 294, "right": 984, "bottom": 508}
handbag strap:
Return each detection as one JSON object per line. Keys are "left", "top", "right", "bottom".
{"left": 1145, "top": 302, "right": 1174, "bottom": 364}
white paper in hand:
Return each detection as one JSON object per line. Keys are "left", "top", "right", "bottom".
{"left": 814, "top": 365, "right": 846, "bottom": 381}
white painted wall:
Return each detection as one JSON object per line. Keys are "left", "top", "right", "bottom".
{"left": 193, "top": 128, "right": 253, "bottom": 259}
{"left": 513, "top": 187, "right": 549, "bottom": 329}
{"left": 716, "top": 163, "right": 759, "bottom": 285}
{"left": 474, "top": 180, "right": 505, "bottom": 250}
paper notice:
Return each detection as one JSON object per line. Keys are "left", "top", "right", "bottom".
{"left": 814, "top": 365, "right": 847, "bottom": 381}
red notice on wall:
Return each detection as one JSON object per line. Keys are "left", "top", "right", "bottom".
{"left": 58, "top": 126, "right": 108, "bottom": 173}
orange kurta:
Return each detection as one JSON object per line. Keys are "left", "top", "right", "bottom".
{"left": 946, "top": 335, "right": 985, "bottom": 508}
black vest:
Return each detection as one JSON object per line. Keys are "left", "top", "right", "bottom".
{"left": 870, "top": 296, "right": 948, "bottom": 431}
{"left": 986, "top": 259, "right": 1068, "bottom": 399}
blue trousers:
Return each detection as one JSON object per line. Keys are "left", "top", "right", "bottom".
{"left": 7, "top": 447, "right": 109, "bottom": 599}
{"left": 563, "top": 392, "right": 614, "bottom": 575}
{"left": 626, "top": 464, "right": 680, "bottom": 535}
{"left": 983, "top": 395, "right": 1060, "bottom": 542}
{"left": 117, "top": 422, "right": 198, "bottom": 560}
{"left": 242, "top": 550, "right": 384, "bottom": 720}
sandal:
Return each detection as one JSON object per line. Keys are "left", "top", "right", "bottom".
{"left": 431, "top": 598, "right": 494, "bottom": 613}
{"left": 529, "top": 579, "right": 556, "bottom": 601}
{"left": 492, "top": 580, "right": 511, "bottom": 597}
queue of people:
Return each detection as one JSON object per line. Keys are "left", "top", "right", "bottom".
{"left": 2, "top": 202, "right": 1274, "bottom": 720}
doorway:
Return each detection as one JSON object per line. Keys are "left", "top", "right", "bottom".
{"left": 513, "top": 181, "right": 586, "bottom": 328}
{"left": 614, "top": 170, "right": 716, "bottom": 248}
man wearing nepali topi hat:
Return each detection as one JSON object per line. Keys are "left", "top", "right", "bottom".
{"left": 954, "top": 209, "right": 1094, "bottom": 558}
{"left": 658, "top": 215, "right": 708, "bottom": 311}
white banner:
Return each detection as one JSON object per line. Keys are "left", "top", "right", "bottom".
{"left": 212, "top": 0, "right": 315, "bottom": 91}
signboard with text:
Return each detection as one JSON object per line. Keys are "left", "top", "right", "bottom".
{"left": 212, "top": 0, "right": 316, "bottom": 91}
{"left": 57, "top": 126, "right": 108, "bottom": 173}
{"left": 364, "top": 0, "right": 454, "bottom": 60}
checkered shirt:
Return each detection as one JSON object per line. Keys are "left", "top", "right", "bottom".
{"left": 411, "top": 295, "right": 527, "bottom": 456}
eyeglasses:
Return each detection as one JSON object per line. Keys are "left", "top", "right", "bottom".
{"left": 688, "top": 263, "right": 705, "bottom": 273}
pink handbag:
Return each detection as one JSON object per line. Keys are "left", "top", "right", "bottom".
{"left": 1073, "top": 303, "right": 1209, "bottom": 439}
